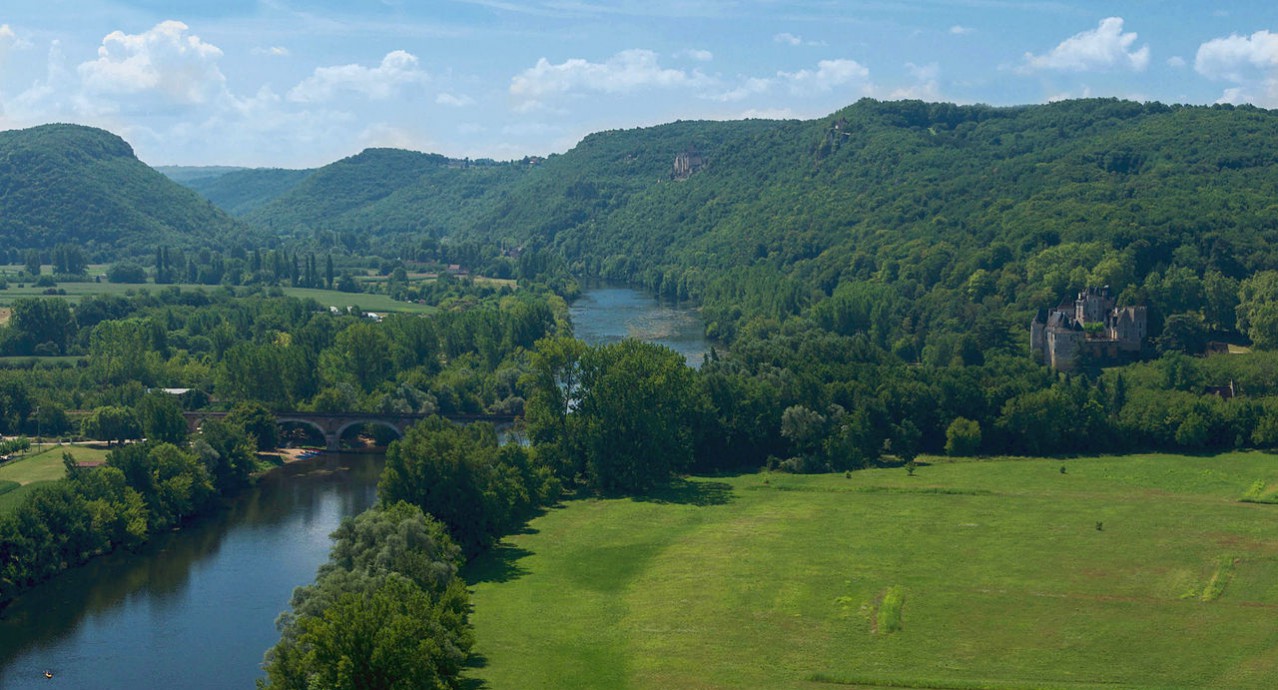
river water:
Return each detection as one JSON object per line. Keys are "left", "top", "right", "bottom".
{"left": 569, "top": 285, "right": 711, "bottom": 367}
{"left": 0, "top": 454, "right": 381, "bottom": 689}
{"left": 0, "top": 285, "right": 708, "bottom": 687}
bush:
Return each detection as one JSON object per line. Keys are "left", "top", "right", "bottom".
{"left": 106, "top": 262, "right": 148, "bottom": 284}
{"left": 945, "top": 417, "right": 982, "bottom": 456}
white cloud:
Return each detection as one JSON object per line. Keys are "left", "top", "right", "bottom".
{"left": 253, "top": 46, "right": 291, "bottom": 57}
{"left": 709, "top": 58, "right": 872, "bottom": 102}
{"left": 1167, "top": 55, "right": 1186, "bottom": 68}
{"left": 779, "top": 59, "right": 871, "bottom": 95}
{"left": 678, "top": 48, "right": 713, "bottom": 62}
{"left": 712, "top": 76, "right": 772, "bottom": 102}
{"left": 886, "top": 62, "right": 942, "bottom": 100}
{"left": 289, "top": 50, "right": 427, "bottom": 102}
{"left": 77, "top": 21, "right": 227, "bottom": 104}
{"left": 0, "top": 24, "right": 16, "bottom": 72}
{"left": 737, "top": 107, "right": 796, "bottom": 119}
{"left": 1195, "top": 30, "right": 1278, "bottom": 81}
{"left": 1047, "top": 85, "right": 1094, "bottom": 102}
{"left": 509, "top": 49, "right": 708, "bottom": 103}
{"left": 950, "top": 25, "right": 973, "bottom": 36}
{"left": 358, "top": 123, "right": 432, "bottom": 151}
{"left": 1021, "top": 17, "right": 1150, "bottom": 73}
{"left": 1195, "top": 30, "right": 1278, "bottom": 106}
{"left": 436, "top": 92, "right": 475, "bottom": 107}
{"left": 0, "top": 24, "right": 32, "bottom": 59}
{"left": 773, "top": 32, "right": 826, "bottom": 47}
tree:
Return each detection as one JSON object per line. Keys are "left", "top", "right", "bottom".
{"left": 106, "top": 262, "right": 148, "bottom": 284}
{"left": 226, "top": 400, "right": 278, "bottom": 451}
{"left": 546, "top": 339, "right": 700, "bottom": 494}
{"left": 320, "top": 322, "right": 391, "bottom": 394}
{"left": 380, "top": 417, "right": 503, "bottom": 555}
{"left": 24, "top": 249, "right": 41, "bottom": 277}
{"left": 261, "top": 503, "right": 472, "bottom": 690}
{"left": 521, "top": 336, "right": 587, "bottom": 476}
{"left": 81, "top": 406, "right": 141, "bottom": 446}
{"left": 1237, "top": 271, "right": 1278, "bottom": 349}
{"left": 7, "top": 298, "right": 75, "bottom": 355}
{"left": 0, "top": 379, "right": 34, "bottom": 435}
{"left": 945, "top": 417, "right": 982, "bottom": 456}
{"left": 1157, "top": 313, "right": 1210, "bottom": 355}
{"left": 89, "top": 319, "right": 155, "bottom": 386}
{"left": 191, "top": 418, "right": 257, "bottom": 492}
{"left": 53, "top": 244, "right": 88, "bottom": 275}
{"left": 107, "top": 442, "right": 215, "bottom": 529}
{"left": 136, "top": 392, "right": 188, "bottom": 445}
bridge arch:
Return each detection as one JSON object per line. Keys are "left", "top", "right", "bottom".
{"left": 276, "top": 417, "right": 330, "bottom": 448}
{"left": 334, "top": 419, "right": 405, "bottom": 448}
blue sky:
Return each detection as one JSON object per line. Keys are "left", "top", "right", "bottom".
{"left": 1, "top": 1, "right": 1275, "bottom": 167}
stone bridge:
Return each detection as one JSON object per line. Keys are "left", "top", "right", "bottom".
{"left": 182, "top": 411, "right": 518, "bottom": 451}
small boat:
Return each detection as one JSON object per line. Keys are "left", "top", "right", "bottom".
{"left": 44, "top": 670, "right": 54, "bottom": 679}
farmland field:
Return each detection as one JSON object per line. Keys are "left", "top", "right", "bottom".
{"left": 0, "top": 444, "right": 108, "bottom": 516}
{"left": 466, "top": 453, "right": 1278, "bottom": 690}
{"left": 0, "top": 277, "right": 435, "bottom": 314}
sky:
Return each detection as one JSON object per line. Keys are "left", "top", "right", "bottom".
{"left": 0, "top": 1, "right": 1275, "bottom": 168}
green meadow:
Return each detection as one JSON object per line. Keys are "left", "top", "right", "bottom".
{"left": 0, "top": 444, "right": 107, "bottom": 515}
{"left": 0, "top": 278, "right": 435, "bottom": 314}
{"left": 466, "top": 453, "right": 1278, "bottom": 690}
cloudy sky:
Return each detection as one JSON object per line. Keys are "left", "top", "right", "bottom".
{"left": 1, "top": 1, "right": 1275, "bottom": 167}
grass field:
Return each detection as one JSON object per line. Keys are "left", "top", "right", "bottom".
{"left": 465, "top": 453, "right": 1278, "bottom": 689}
{"left": 0, "top": 279, "right": 437, "bottom": 314}
{"left": 0, "top": 444, "right": 108, "bottom": 516}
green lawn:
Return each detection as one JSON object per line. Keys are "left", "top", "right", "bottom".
{"left": 0, "top": 278, "right": 436, "bottom": 314}
{"left": 465, "top": 453, "right": 1278, "bottom": 690}
{"left": 0, "top": 445, "right": 111, "bottom": 515}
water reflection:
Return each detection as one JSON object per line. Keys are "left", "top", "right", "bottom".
{"left": 0, "top": 453, "right": 382, "bottom": 690}
{"left": 569, "top": 285, "right": 712, "bottom": 367}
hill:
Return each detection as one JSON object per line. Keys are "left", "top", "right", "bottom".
{"left": 238, "top": 100, "right": 1278, "bottom": 347}
{"left": 175, "top": 167, "right": 314, "bottom": 216}
{"left": 154, "top": 165, "right": 249, "bottom": 184}
{"left": 0, "top": 124, "right": 253, "bottom": 259}
{"left": 468, "top": 454, "right": 1278, "bottom": 689}
{"left": 242, "top": 149, "right": 526, "bottom": 253}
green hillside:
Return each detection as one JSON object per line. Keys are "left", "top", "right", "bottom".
{"left": 154, "top": 165, "right": 249, "bottom": 184}
{"left": 243, "top": 149, "right": 526, "bottom": 252}
{"left": 0, "top": 124, "right": 253, "bottom": 259}
{"left": 237, "top": 99, "right": 1278, "bottom": 349}
{"left": 177, "top": 167, "right": 314, "bottom": 216}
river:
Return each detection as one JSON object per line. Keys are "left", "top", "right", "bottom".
{"left": 569, "top": 285, "right": 711, "bottom": 367}
{"left": 0, "top": 454, "right": 381, "bottom": 689}
{"left": 0, "top": 285, "right": 708, "bottom": 687}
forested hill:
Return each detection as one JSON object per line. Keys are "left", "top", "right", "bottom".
{"left": 451, "top": 98, "right": 1278, "bottom": 345}
{"left": 240, "top": 148, "right": 526, "bottom": 253}
{"left": 234, "top": 99, "right": 1278, "bottom": 342}
{"left": 174, "top": 167, "right": 314, "bottom": 216}
{"left": 0, "top": 124, "right": 252, "bottom": 259}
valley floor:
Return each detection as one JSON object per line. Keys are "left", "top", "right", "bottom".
{"left": 465, "top": 453, "right": 1278, "bottom": 689}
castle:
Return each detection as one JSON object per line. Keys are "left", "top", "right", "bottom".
{"left": 1031, "top": 287, "right": 1147, "bottom": 371}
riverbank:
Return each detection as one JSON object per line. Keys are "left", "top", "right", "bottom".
{"left": 0, "top": 452, "right": 385, "bottom": 689}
